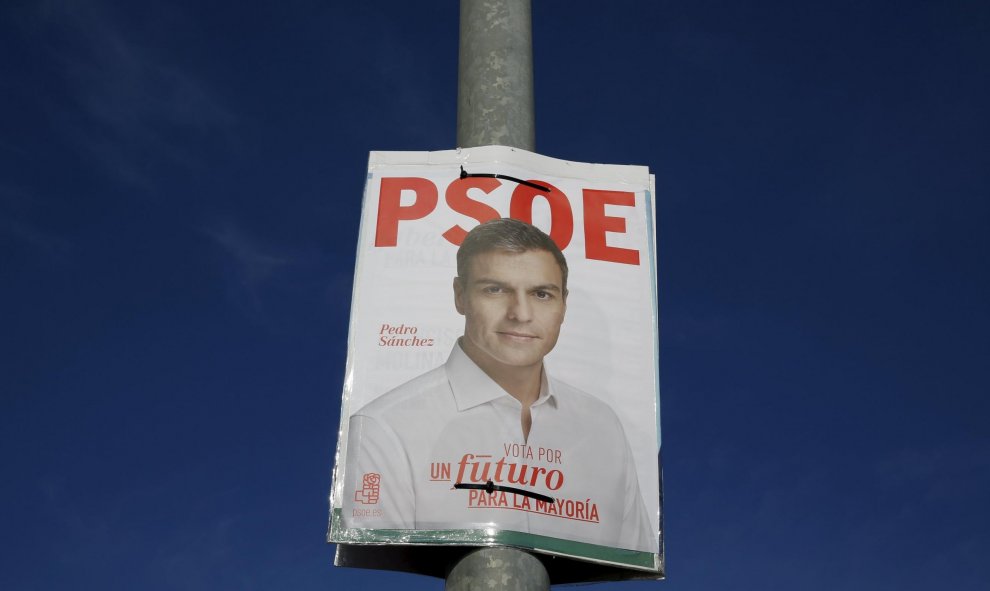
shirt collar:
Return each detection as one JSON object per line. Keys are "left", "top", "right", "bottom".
{"left": 446, "top": 340, "right": 555, "bottom": 411}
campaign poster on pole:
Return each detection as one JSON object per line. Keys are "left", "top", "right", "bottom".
{"left": 328, "top": 146, "right": 663, "bottom": 576}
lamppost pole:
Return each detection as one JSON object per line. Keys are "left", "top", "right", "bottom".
{"left": 448, "top": 1, "right": 547, "bottom": 589}
{"left": 457, "top": 0, "right": 535, "bottom": 151}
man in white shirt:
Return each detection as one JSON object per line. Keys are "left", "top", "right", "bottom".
{"left": 341, "top": 218, "right": 656, "bottom": 554}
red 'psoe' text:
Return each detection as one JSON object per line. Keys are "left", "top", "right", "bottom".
{"left": 374, "top": 176, "right": 641, "bottom": 265}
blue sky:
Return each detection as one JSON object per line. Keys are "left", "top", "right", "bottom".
{"left": 2, "top": 0, "right": 988, "bottom": 590}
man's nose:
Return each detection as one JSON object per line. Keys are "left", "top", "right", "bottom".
{"left": 506, "top": 293, "right": 532, "bottom": 322}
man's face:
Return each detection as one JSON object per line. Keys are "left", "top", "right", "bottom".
{"left": 454, "top": 249, "right": 567, "bottom": 377}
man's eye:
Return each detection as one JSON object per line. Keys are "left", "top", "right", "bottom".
{"left": 534, "top": 291, "right": 552, "bottom": 300}
{"left": 483, "top": 286, "right": 503, "bottom": 294}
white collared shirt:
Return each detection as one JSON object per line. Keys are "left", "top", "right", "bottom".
{"left": 341, "top": 342, "right": 657, "bottom": 553}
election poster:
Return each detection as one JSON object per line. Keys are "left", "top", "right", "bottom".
{"left": 328, "top": 146, "right": 663, "bottom": 577}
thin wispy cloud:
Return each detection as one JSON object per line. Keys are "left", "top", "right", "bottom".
{"left": 34, "top": 2, "right": 235, "bottom": 189}
{"left": 368, "top": 20, "right": 451, "bottom": 146}
{"left": 205, "top": 221, "right": 295, "bottom": 321}
{"left": 149, "top": 516, "right": 248, "bottom": 591}
{"left": 208, "top": 222, "right": 292, "bottom": 287}
{"left": 876, "top": 442, "right": 990, "bottom": 502}
{"left": 0, "top": 184, "right": 73, "bottom": 259}
{"left": 204, "top": 218, "right": 349, "bottom": 334}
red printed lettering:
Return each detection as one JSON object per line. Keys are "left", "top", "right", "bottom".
{"left": 442, "top": 177, "right": 501, "bottom": 245}
{"left": 372, "top": 176, "right": 645, "bottom": 266}
{"left": 583, "top": 189, "right": 640, "bottom": 265}
{"left": 509, "top": 180, "right": 574, "bottom": 250}
{"left": 375, "top": 177, "right": 438, "bottom": 247}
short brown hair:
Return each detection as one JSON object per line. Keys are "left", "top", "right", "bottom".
{"left": 456, "top": 218, "right": 568, "bottom": 291}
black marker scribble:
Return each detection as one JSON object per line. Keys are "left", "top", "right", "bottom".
{"left": 452, "top": 480, "right": 555, "bottom": 504}
{"left": 460, "top": 166, "right": 550, "bottom": 193}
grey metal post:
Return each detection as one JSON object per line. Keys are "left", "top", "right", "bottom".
{"left": 446, "top": 547, "right": 549, "bottom": 591}
{"left": 457, "top": 0, "right": 535, "bottom": 150}
{"left": 449, "top": 0, "right": 547, "bottom": 588}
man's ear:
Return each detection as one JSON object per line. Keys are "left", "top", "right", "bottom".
{"left": 453, "top": 277, "right": 466, "bottom": 315}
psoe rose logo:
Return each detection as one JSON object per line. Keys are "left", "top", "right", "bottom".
{"left": 354, "top": 472, "right": 381, "bottom": 504}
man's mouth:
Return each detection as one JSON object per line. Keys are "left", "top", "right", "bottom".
{"left": 497, "top": 331, "right": 538, "bottom": 341}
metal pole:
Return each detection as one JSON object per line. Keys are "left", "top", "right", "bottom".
{"left": 446, "top": 547, "right": 549, "bottom": 591}
{"left": 450, "top": 1, "right": 546, "bottom": 587}
{"left": 457, "top": 0, "right": 535, "bottom": 150}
